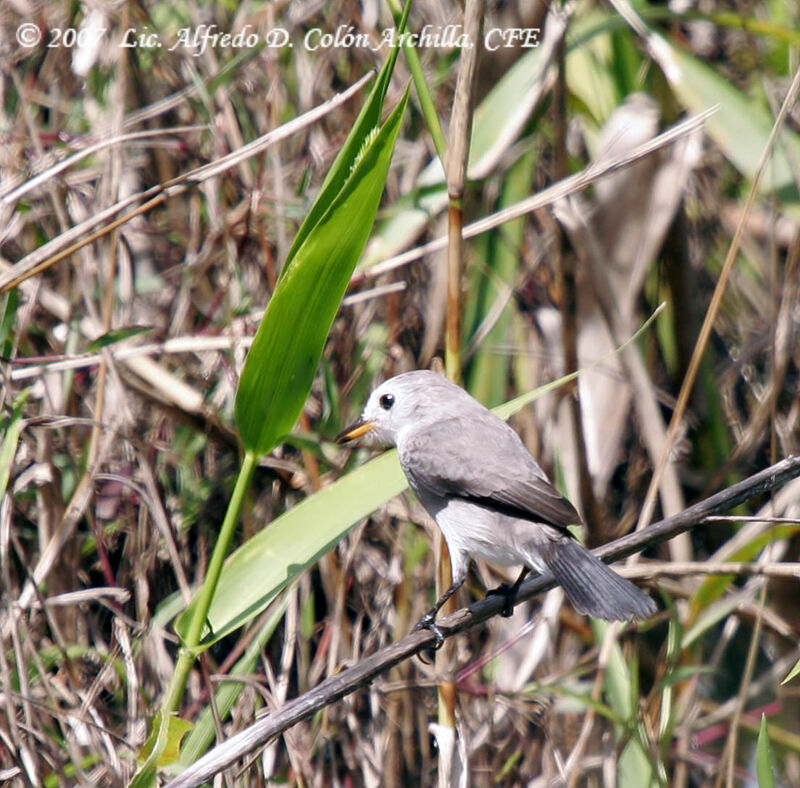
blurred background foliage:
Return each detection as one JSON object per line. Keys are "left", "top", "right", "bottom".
{"left": 0, "top": 0, "right": 799, "bottom": 785}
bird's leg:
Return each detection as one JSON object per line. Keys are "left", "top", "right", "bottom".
{"left": 414, "top": 579, "right": 464, "bottom": 650}
{"left": 486, "top": 567, "right": 530, "bottom": 617}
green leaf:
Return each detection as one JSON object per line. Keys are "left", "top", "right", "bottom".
{"left": 86, "top": 325, "right": 150, "bottom": 352}
{"left": 465, "top": 149, "right": 535, "bottom": 407}
{"left": 137, "top": 712, "right": 193, "bottom": 768}
{"left": 783, "top": 657, "right": 800, "bottom": 685}
{"left": 234, "top": 88, "right": 409, "bottom": 457}
{"left": 0, "top": 390, "right": 28, "bottom": 500}
{"left": 652, "top": 665, "right": 714, "bottom": 694}
{"left": 681, "top": 591, "right": 749, "bottom": 649}
{"left": 657, "top": 597, "right": 683, "bottom": 744}
{"left": 0, "top": 289, "right": 18, "bottom": 356}
{"left": 757, "top": 713, "right": 776, "bottom": 788}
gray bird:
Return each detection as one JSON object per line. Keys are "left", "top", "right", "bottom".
{"left": 337, "top": 370, "right": 656, "bottom": 647}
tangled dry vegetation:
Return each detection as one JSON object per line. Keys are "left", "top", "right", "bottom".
{"left": 1, "top": 0, "right": 800, "bottom": 786}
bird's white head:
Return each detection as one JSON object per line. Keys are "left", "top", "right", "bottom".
{"left": 337, "top": 370, "right": 459, "bottom": 448}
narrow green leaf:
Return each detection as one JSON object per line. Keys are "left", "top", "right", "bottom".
{"left": 658, "top": 597, "right": 682, "bottom": 743}
{"left": 235, "top": 88, "right": 409, "bottom": 456}
{"left": 0, "top": 390, "right": 28, "bottom": 499}
{"left": 0, "top": 289, "right": 18, "bottom": 355}
{"left": 757, "top": 713, "right": 776, "bottom": 788}
{"left": 86, "top": 325, "right": 150, "bottom": 352}
{"left": 705, "top": 10, "right": 800, "bottom": 46}
{"left": 465, "top": 149, "right": 535, "bottom": 407}
{"left": 691, "top": 523, "right": 800, "bottom": 616}
{"left": 385, "top": 0, "right": 446, "bottom": 162}
{"left": 783, "top": 657, "right": 800, "bottom": 685}
{"left": 652, "top": 665, "right": 714, "bottom": 694}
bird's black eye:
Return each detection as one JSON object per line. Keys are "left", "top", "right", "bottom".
{"left": 379, "top": 393, "right": 395, "bottom": 410}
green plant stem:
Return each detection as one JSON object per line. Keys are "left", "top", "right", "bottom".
{"left": 183, "top": 450, "right": 258, "bottom": 648}
{"left": 132, "top": 451, "right": 258, "bottom": 785}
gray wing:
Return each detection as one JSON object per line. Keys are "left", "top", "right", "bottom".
{"left": 400, "top": 413, "right": 581, "bottom": 532}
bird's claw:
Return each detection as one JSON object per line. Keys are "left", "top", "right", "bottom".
{"left": 486, "top": 582, "right": 517, "bottom": 617}
{"left": 414, "top": 612, "right": 445, "bottom": 650}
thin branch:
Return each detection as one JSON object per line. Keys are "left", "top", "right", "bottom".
{"left": 164, "top": 454, "right": 800, "bottom": 788}
{"left": 626, "top": 561, "right": 800, "bottom": 579}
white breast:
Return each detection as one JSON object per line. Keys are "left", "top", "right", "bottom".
{"left": 424, "top": 496, "right": 549, "bottom": 574}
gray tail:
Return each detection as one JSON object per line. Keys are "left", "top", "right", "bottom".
{"left": 541, "top": 539, "right": 657, "bottom": 621}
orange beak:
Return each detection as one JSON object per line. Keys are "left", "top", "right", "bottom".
{"left": 336, "top": 419, "right": 375, "bottom": 443}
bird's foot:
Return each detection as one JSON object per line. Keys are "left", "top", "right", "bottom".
{"left": 413, "top": 611, "right": 445, "bottom": 650}
{"left": 486, "top": 583, "right": 518, "bottom": 617}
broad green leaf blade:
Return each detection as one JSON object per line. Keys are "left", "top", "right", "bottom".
{"left": 235, "top": 88, "right": 409, "bottom": 456}
{"left": 757, "top": 714, "right": 776, "bottom": 788}
{"left": 175, "top": 450, "right": 407, "bottom": 645}
{"left": 282, "top": 0, "right": 411, "bottom": 271}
